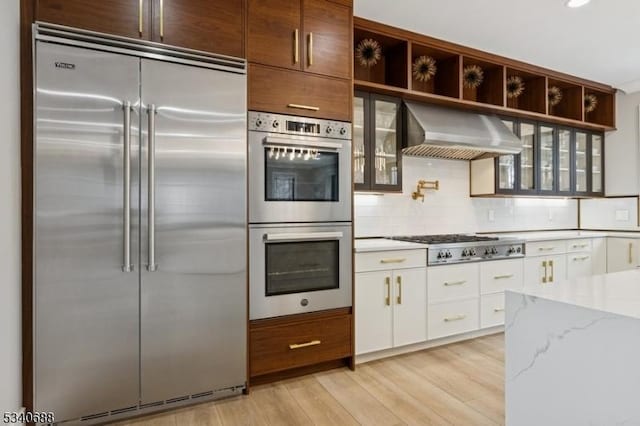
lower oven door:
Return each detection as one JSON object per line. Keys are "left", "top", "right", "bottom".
{"left": 249, "top": 223, "right": 352, "bottom": 320}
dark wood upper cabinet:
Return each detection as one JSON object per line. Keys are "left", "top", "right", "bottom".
{"left": 35, "top": 0, "right": 151, "bottom": 40}
{"left": 247, "top": 0, "right": 302, "bottom": 70}
{"left": 153, "top": 0, "right": 244, "bottom": 58}
{"left": 302, "top": 0, "right": 351, "bottom": 79}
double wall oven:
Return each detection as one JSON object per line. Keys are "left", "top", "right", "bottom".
{"left": 248, "top": 112, "right": 352, "bottom": 320}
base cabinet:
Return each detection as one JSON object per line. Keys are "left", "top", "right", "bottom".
{"left": 607, "top": 238, "right": 640, "bottom": 273}
{"left": 524, "top": 254, "right": 567, "bottom": 287}
{"left": 428, "top": 298, "right": 479, "bottom": 340}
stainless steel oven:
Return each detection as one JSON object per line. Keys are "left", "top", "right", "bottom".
{"left": 248, "top": 111, "right": 352, "bottom": 224}
{"left": 249, "top": 222, "right": 352, "bottom": 319}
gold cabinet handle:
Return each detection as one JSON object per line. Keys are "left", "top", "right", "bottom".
{"left": 538, "top": 247, "right": 555, "bottom": 252}
{"left": 289, "top": 340, "right": 321, "bottom": 350}
{"left": 293, "top": 29, "right": 299, "bottom": 64}
{"left": 542, "top": 260, "right": 548, "bottom": 283}
{"left": 630, "top": 243, "right": 634, "bottom": 264}
{"left": 493, "top": 274, "right": 514, "bottom": 280}
{"left": 444, "top": 314, "right": 466, "bottom": 322}
{"left": 396, "top": 275, "right": 402, "bottom": 305}
{"left": 287, "top": 103, "right": 320, "bottom": 111}
{"left": 380, "top": 258, "right": 406, "bottom": 264}
{"left": 384, "top": 276, "right": 391, "bottom": 306}
{"left": 494, "top": 307, "right": 505, "bottom": 313}
{"left": 139, "top": 0, "right": 144, "bottom": 35}
{"left": 549, "top": 260, "right": 554, "bottom": 282}
{"left": 573, "top": 255, "right": 590, "bottom": 261}
{"left": 444, "top": 280, "right": 466, "bottom": 286}
{"left": 308, "top": 32, "right": 313, "bottom": 66}
{"left": 572, "top": 243, "right": 589, "bottom": 249}
{"left": 159, "top": 0, "right": 164, "bottom": 39}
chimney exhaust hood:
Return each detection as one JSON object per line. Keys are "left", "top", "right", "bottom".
{"left": 403, "top": 101, "right": 522, "bottom": 160}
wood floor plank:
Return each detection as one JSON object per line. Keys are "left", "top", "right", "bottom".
{"left": 171, "top": 403, "right": 222, "bottom": 426}
{"left": 285, "top": 376, "right": 360, "bottom": 426}
{"left": 113, "top": 412, "right": 177, "bottom": 426}
{"left": 467, "top": 395, "right": 506, "bottom": 426}
{"left": 215, "top": 395, "right": 268, "bottom": 426}
{"left": 249, "top": 382, "right": 313, "bottom": 425}
{"left": 314, "top": 368, "right": 406, "bottom": 426}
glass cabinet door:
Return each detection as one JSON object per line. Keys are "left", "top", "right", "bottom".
{"left": 591, "top": 134, "right": 603, "bottom": 194}
{"left": 520, "top": 122, "right": 535, "bottom": 191}
{"left": 558, "top": 129, "right": 571, "bottom": 193}
{"left": 353, "top": 94, "right": 366, "bottom": 187}
{"left": 539, "top": 125, "right": 555, "bottom": 192}
{"left": 497, "top": 119, "right": 516, "bottom": 191}
{"left": 372, "top": 95, "right": 401, "bottom": 188}
{"left": 575, "top": 131, "right": 588, "bottom": 193}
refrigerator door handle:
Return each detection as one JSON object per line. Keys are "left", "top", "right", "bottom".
{"left": 147, "top": 104, "right": 158, "bottom": 272}
{"left": 122, "top": 101, "right": 133, "bottom": 272}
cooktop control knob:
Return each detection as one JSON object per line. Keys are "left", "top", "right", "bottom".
{"left": 470, "top": 249, "right": 477, "bottom": 256}
{"left": 339, "top": 127, "right": 347, "bottom": 135}
{"left": 446, "top": 251, "right": 452, "bottom": 258}
{"left": 326, "top": 126, "right": 333, "bottom": 134}
{"left": 272, "top": 120, "right": 279, "bottom": 128}
{"left": 492, "top": 247, "right": 498, "bottom": 254}
{"left": 255, "top": 118, "right": 263, "bottom": 128}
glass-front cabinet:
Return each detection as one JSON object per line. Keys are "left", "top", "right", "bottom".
{"left": 519, "top": 122, "right": 536, "bottom": 192}
{"left": 497, "top": 119, "right": 517, "bottom": 192}
{"left": 353, "top": 91, "right": 403, "bottom": 192}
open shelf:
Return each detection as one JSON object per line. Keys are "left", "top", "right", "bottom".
{"left": 505, "top": 68, "right": 546, "bottom": 114}
{"left": 584, "top": 88, "right": 615, "bottom": 128}
{"left": 410, "top": 42, "right": 460, "bottom": 99}
{"left": 547, "top": 79, "right": 583, "bottom": 121}
{"left": 354, "top": 27, "right": 408, "bottom": 89}
{"left": 462, "top": 56, "right": 504, "bottom": 107}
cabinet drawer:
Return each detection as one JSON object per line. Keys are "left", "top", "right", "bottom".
{"left": 428, "top": 299, "right": 479, "bottom": 340}
{"left": 355, "top": 249, "right": 426, "bottom": 272}
{"left": 526, "top": 240, "right": 566, "bottom": 256}
{"left": 480, "top": 293, "right": 505, "bottom": 328}
{"left": 480, "top": 259, "right": 523, "bottom": 294}
{"left": 427, "top": 263, "right": 479, "bottom": 304}
{"left": 566, "top": 239, "right": 592, "bottom": 253}
{"left": 567, "top": 252, "right": 592, "bottom": 279}
{"left": 250, "top": 312, "right": 352, "bottom": 377}
{"left": 248, "top": 64, "right": 351, "bottom": 121}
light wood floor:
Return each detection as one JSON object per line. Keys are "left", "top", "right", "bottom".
{"left": 113, "top": 333, "right": 505, "bottom": 426}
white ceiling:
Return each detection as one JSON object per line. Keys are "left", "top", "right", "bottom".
{"left": 354, "top": 0, "right": 640, "bottom": 92}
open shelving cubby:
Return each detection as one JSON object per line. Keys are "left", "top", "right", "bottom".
{"left": 354, "top": 27, "right": 408, "bottom": 89}
{"left": 547, "top": 79, "right": 583, "bottom": 121}
{"left": 462, "top": 56, "right": 505, "bottom": 106}
{"left": 505, "top": 68, "right": 546, "bottom": 114}
{"left": 584, "top": 88, "right": 615, "bottom": 128}
{"left": 410, "top": 42, "right": 460, "bottom": 99}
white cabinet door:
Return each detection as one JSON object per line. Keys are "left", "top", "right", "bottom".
{"left": 392, "top": 268, "right": 427, "bottom": 347}
{"left": 567, "top": 252, "right": 593, "bottom": 279}
{"left": 479, "top": 258, "right": 524, "bottom": 294}
{"left": 524, "top": 255, "right": 566, "bottom": 287}
{"left": 480, "top": 293, "right": 506, "bottom": 328}
{"left": 592, "top": 238, "right": 607, "bottom": 275}
{"left": 427, "top": 263, "right": 479, "bottom": 303}
{"left": 607, "top": 238, "right": 640, "bottom": 273}
{"left": 355, "top": 271, "right": 393, "bottom": 355}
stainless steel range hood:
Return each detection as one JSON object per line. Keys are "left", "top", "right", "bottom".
{"left": 403, "top": 101, "right": 522, "bottom": 160}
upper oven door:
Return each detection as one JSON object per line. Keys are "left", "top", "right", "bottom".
{"left": 249, "top": 132, "right": 352, "bottom": 223}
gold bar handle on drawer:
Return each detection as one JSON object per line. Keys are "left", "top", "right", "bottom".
{"left": 380, "top": 258, "right": 406, "bottom": 264}
{"left": 289, "top": 340, "right": 321, "bottom": 350}
{"left": 572, "top": 243, "right": 589, "bottom": 249}
{"left": 159, "top": 0, "right": 164, "bottom": 38}
{"left": 444, "top": 280, "right": 466, "bottom": 286}
{"left": 287, "top": 103, "right": 320, "bottom": 111}
{"left": 396, "top": 275, "right": 402, "bottom": 304}
{"left": 293, "top": 29, "right": 299, "bottom": 64}
{"left": 494, "top": 307, "right": 505, "bottom": 313}
{"left": 573, "top": 255, "right": 590, "bottom": 261}
{"left": 139, "top": 0, "right": 144, "bottom": 35}
{"left": 542, "top": 260, "right": 548, "bottom": 283}
{"left": 494, "top": 274, "right": 514, "bottom": 280}
{"left": 538, "top": 247, "right": 555, "bottom": 251}
{"left": 630, "top": 243, "right": 634, "bottom": 264}
{"left": 308, "top": 32, "right": 313, "bottom": 66}
{"left": 549, "top": 260, "right": 554, "bottom": 282}
{"left": 444, "top": 314, "right": 466, "bottom": 322}
{"left": 385, "top": 276, "right": 391, "bottom": 306}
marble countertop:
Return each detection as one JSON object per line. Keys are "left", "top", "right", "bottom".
{"left": 510, "top": 269, "right": 640, "bottom": 320}
{"left": 488, "top": 230, "right": 609, "bottom": 241}
{"left": 354, "top": 238, "right": 427, "bottom": 252}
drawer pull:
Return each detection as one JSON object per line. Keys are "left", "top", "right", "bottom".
{"left": 396, "top": 275, "right": 402, "bottom": 305}
{"left": 572, "top": 243, "right": 589, "bottom": 249}
{"left": 549, "top": 260, "right": 554, "bottom": 282}
{"left": 494, "top": 307, "right": 505, "bottom": 313}
{"left": 287, "top": 103, "right": 320, "bottom": 111}
{"left": 573, "top": 255, "right": 590, "bottom": 261}
{"left": 444, "top": 280, "right": 466, "bottom": 286}
{"left": 444, "top": 314, "right": 466, "bottom": 322}
{"left": 289, "top": 340, "right": 321, "bottom": 350}
{"left": 538, "top": 247, "right": 555, "bottom": 251}
{"left": 380, "top": 258, "right": 406, "bottom": 264}
{"left": 385, "top": 276, "right": 391, "bottom": 306}
{"left": 493, "top": 274, "right": 514, "bottom": 280}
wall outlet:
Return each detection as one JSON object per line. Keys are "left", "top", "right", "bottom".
{"left": 488, "top": 209, "right": 495, "bottom": 222}
{"left": 616, "top": 210, "right": 630, "bottom": 221}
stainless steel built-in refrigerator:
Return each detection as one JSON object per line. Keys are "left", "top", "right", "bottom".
{"left": 33, "top": 26, "right": 246, "bottom": 423}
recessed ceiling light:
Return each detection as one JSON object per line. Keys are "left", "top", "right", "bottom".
{"left": 566, "top": 0, "right": 591, "bottom": 8}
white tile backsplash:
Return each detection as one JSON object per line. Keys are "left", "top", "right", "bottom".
{"left": 580, "top": 197, "right": 640, "bottom": 231}
{"left": 354, "top": 156, "right": 579, "bottom": 237}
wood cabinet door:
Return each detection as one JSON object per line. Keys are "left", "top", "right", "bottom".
{"left": 302, "top": 0, "right": 351, "bottom": 79}
{"left": 36, "top": 0, "right": 151, "bottom": 39}
{"left": 355, "top": 271, "right": 393, "bottom": 355}
{"left": 247, "top": 0, "right": 301, "bottom": 70}
{"left": 152, "top": 0, "right": 244, "bottom": 57}
{"left": 392, "top": 268, "right": 427, "bottom": 348}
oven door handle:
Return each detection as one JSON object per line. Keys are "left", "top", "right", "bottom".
{"left": 264, "top": 232, "right": 344, "bottom": 242}
{"left": 263, "top": 136, "right": 343, "bottom": 150}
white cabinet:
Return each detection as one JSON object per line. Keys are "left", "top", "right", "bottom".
{"left": 567, "top": 252, "right": 593, "bottom": 279}
{"left": 592, "top": 238, "right": 607, "bottom": 275}
{"left": 524, "top": 254, "right": 567, "bottom": 287}
{"left": 355, "top": 249, "right": 427, "bottom": 355}
{"left": 480, "top": 293, "right": 506, "bottom": 328}
{"left": 607, "top": 238, "right": 640, "bottom": 272}
{"left": 428, "top": 298, "right": 479, "bottom": 340}
{"left": 479, "top": 258, "right": 524, "bottom": 294}
{"left": 427, "top": 263, "right": 479, "bottom": 303}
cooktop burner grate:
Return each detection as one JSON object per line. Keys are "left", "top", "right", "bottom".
{"left": 389, "top": 234, "right": 499, "bottom": 245}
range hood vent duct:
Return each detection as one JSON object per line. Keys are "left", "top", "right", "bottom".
{"left": 403, "top": 101, "right": 522, "bottom": 160}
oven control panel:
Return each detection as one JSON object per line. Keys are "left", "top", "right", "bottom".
{"left": 249, "top": 111, "right": 351, "bottom": 140}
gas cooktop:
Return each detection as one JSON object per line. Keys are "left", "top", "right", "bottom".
{"left": 387, "top": 234, "right": 525, "bottom": 265}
